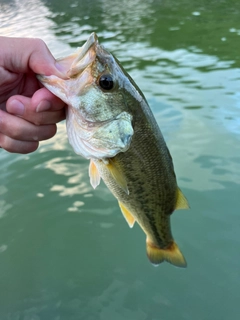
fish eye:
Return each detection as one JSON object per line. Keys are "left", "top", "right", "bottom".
{"left": 99, "top": 74, "right": 114, "bottom": 90}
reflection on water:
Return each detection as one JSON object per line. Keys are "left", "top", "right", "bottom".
{"left": 99, "top": 0, "right": 155, "bottom": 41}
{"left": 51, "top": 182, "right": 90, "bottom": 197}
{"left": 0, "top": 0, "right": 240, "bottom": 319}
{"left": 0, "top": 185, "right": 12, "bottom": 218}
{"left": 0, "top": 199, "right": 12, "bottom": 219}
{"left": 0, "top": 0, "right": 52, "bottom": 37}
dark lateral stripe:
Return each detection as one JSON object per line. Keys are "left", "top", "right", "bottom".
{"left": 145, "top": 211, "right": 165, "bottom": 247}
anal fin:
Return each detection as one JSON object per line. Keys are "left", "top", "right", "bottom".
{"left": 118, "top": 201, "right": 135, "bottom": 228}
{"left": 175, "top": 188, "right": 189, "bottom": 210}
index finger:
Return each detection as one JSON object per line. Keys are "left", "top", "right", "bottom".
{"left": 6, "top": 88, "right": 66, "bottom": 115}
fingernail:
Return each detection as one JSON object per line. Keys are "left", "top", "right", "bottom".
{"left": 36, "top": 100, "right": 51, "bottom": 113}
{"left": 8, "top": 100, "right": 24, "bottom": 116}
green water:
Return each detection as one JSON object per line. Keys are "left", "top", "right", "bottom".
{"left": 0, "top": 0, "right": 240, "bottom": 319}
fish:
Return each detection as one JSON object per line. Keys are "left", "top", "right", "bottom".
{"left": 37, "top": 33, "right": 189, "bottom": 268}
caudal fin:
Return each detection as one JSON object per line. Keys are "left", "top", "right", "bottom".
{"left": 146, "top": 239, "right": 187, "bottom": 268}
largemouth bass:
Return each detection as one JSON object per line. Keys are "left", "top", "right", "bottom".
{"left": 38, "top": 33, "right": 189, "bottom": 267}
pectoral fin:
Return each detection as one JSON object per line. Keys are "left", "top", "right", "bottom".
{"left": 118, "top": 202, "right": 135, "bottom": 228}
{"left": 89, "top": 159, "right": 101, "bottom": 189}
{"left": 175, "top": 188, "right": 189, "bottom": 210}
{"left": 105, "top": 159, "right": 129, "bottom": 195}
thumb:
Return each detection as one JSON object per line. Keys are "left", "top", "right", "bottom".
{"left": 27, "top": 39, "right": 67, "bottom": 78}
{"left": 0, "top": 36, "right": 66, "bottom": 78}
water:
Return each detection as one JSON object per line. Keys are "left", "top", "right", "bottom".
{"left": 0, "top": 0, "right": 240, "bottom": 319}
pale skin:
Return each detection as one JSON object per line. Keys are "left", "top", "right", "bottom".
{"left": 0, "top": 36, "right": 66, "bottom": 154}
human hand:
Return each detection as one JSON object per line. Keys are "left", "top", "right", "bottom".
{"left": 0, "top": 37, "right": 66, "bottom": 153}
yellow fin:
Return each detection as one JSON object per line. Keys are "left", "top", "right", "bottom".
{"left": 118, "top": 202, "right": 135, "bottom": 228}
{"left": 146, "top": 239, "right": 187, "bottom": 268}
{"left": 106, "top": 159, "right": 129, "bottom": 195}
{"left": 175, "top": 188, "right": 189, "bottom": 210}
{"left": 89, "top": 159, "right": 101, "bottom": 189}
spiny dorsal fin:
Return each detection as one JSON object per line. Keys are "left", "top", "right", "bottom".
{"left": 89, "top": 159, "right": 101, "bottom": 189}
{"left": 106, "top": 159, "right": 129, "bottom": 195}
{"left": 175, "top": 188, "right": 189, "bottom": 210}
{"left": 118, "top": 201, "right": 135, "bottom": 228}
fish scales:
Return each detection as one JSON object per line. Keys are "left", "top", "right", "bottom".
{"left": 93, "top": 102, "right": 176, "bottom": 248}
{"left": 37, "top": 32, "right": 189, "bottom": 268}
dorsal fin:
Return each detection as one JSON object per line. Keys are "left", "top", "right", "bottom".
{"left": 118, "top": 201, "right": 135, "bottom": 228}
{"left": 175, "top": 188, "right": 189, "bottom": 210}
{"left": 89, "top": 159, "right": 101, "bottom": 189}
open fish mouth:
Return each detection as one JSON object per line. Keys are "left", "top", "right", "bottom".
{"left": 65, "top": 33, "right": 98, "bottom": 78}
{"left": 37, "top": 33, "right": 99, "bottom": 101}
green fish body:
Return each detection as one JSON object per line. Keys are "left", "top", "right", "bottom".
{"left": 38, "top": 33, "right": 189, "bottom": 267}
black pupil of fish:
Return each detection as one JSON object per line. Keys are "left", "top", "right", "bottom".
{"left": 99, "top": 75, "right": 114, "bottom": 90}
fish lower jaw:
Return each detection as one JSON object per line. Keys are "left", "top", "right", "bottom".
{"left": 68, "top": 135, "right": 125, "bottom": 160}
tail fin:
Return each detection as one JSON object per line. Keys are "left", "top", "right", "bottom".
{"left": 146, "top": 239, "right": 187, "bottom": 268}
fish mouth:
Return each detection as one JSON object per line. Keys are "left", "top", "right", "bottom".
{"left": 37, "top": 33, "right": 101, "bottom": 118}
{"left": 66, "top": 32, "right": 99, "bottom": 78}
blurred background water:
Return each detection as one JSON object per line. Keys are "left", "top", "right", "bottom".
{"left": 0, "top": 0, "right": 240, "bottom": 319}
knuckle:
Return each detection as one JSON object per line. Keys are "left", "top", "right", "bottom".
{"left": 33, "top": 124, "right": 57, "bottom": 142}
{"left": 10, "top": 128, "right": 22, "bottom": 140}
{"left": 42, "top": 124, "right": 57, "bottom": 140}
{"left": 32, "top": 113, "right": 45, "bottom": 126}
{"left": 0, "top": 110, "right": 24, "bottom": 140}
{"left": 33, "top": 119, "right": 42, "bottom": 126}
